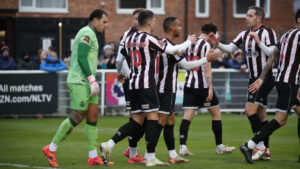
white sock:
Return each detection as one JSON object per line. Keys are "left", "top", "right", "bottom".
{"left": 144, "top": 151, "right": 148, "bottom": 159}
{"left": 168, "top": 149, "right": 178, "bottom": 159}
{"left": 180, "top": 145, "right": 187, "bottom": 150}
{"left": 107, "top": 139, "right": 115, "bottom": 150}
{"left": 247, "top": 140, "right": 256, "bottom": 149}
{"left": 89, "top": 149, "right": 98, "bottom": 158}
{"left": 129, "top": 147, "right": 137, "bottom": 158}
{"left": 49, "top": 142, "right": 58, "bottom": 152}
{"left": 146, "top": 153, "right": 155, "bottom": 162}
{"left": 216, "top": 144, "right": 224, "bottom": 149}
{"left": 256, "top": 141, "right": 265, "bottom": 150}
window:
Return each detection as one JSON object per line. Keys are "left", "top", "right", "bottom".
{"left": 19, "top": 0, "right": 68, "bottom": 13}
{"left": 117, "top": 0, "right": 165, "bottom": 15}
{"left": 195, "top": 0, "right": 209, "bottom": 18}
{"left": 234, "top": 0, "right": 270, "bottom": 18}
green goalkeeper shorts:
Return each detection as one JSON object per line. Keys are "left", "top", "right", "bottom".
{"left": 67, "top": 83, "right": 98, "bottom": 111}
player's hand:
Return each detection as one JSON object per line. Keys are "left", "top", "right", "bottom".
{"left": 206, "top": 49, "right": 222, "bottom": 62}
{"left": 249, "top": 32, "right": 261, "bottom": 44}
{"left": 117, "top": 74, "right": 126, "bottom": 84}
{"left": 248, "top": 78, "right": 263, "bottom": 94}
{"left": 205, "top": 88, "right": 213, "bottom": 102}
{"left": 88, "top": 75, "right": 100, "bottom": 96}
{"left": 187, "top": 34, "right": 197, "bottom": 45}
{"left": 208, "top": 33, "right": 219, "bottom": 46}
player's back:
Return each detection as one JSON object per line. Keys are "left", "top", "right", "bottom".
{"left": 185, "top": 38, "right": 211, "bottom": 89}
{"left": 124, "top": 31, "right": 167, "bottom": 90}
{"left": 276, "top": 28, "right": 300, "bottom": 84}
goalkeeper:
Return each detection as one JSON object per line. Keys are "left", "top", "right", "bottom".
{"left": 42, "top": 9, "right": 113, "bottom": 167}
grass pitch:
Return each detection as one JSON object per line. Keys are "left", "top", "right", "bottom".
{"left": 0, "top": 114, "right": 299, "bottom": 169}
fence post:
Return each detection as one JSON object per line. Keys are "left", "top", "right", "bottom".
{"left": 100, "top": 71, "right": 105, "bottom": 116}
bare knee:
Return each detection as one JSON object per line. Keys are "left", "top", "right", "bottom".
{"left": 245, "top": 103, "right": 258, "bottom": 116}
{"left": 158, "top": 114, "right": 168, "bottom": 126}
{"left": 71, "top": 110, "right": 86, "bottom": 124}
{"left": 183, "top": 109, "right": 195, "bottom": 121}
{"left": 167, "top": 114, "right": 175, "bottom": 125}
{"left": 209, "top": 106, "right": 221, "bottom": 120}
{"left": 275, "top": 112, "right": 288, "bottom": 126}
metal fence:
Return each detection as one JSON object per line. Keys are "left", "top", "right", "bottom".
{"left": 0, "top": 69, "right": 279, "bottom": 116}
{"left": 56, "top": 69, "right": 279, "bottom": 116}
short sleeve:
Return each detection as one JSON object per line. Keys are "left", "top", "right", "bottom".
{"left": 232, "top": 31, "right": 245, "bottom": 47}
{"left": 148, "top": 35, "right": 167, "bottom": 53}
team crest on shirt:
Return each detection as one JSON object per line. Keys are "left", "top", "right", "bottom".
{"left": 84, "top": 36, "right": 90, "bottom": 43}
{"left": 80, "top": 101, "right": 85, "bottom": 107}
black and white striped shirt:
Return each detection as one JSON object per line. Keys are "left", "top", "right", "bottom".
{"left": 118, "top": 27, "right": 138, "bottom": 67}
{"left": 123, "top": 31, "right": 168, "bottom": 90}
{"left": 232, "top": 25, "right": 277, "bottom": 78}
{"left": 276, "top": 28, "right": 300, "bottom": 84}
{"left": 157, "top": 38, "right": 184, "bottom": 93}
{"left": 184, "top": 38, "right": 211, "bottom": 89}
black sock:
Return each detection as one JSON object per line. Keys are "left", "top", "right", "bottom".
{"left": 212, "top": 120, "right": 222, "bottom": 146}
{"left": 145, "top": 120, "right": 159, "bottom": 153}
{"left": 252, "top": 119, "right": 281, "bottom": 144}
{"left": 248, "top": 113, "right": 262, "bottom": 135}
{"left": 180, "top": 119, "right": 191, "bottom": 145}
{"left": 262, "top": 120, "right": 269, "bottom": 148}
{"left": 164, "top": 125, "right": 175, "bottom": 150}
{"left": 155, "top": 123, "right": 163, "bottom": 144}
{"left": 128, "top": 117, "right": 136, "bottom": 147}
{"left": 112, "top": 120, "right": 141, "bottom": 144}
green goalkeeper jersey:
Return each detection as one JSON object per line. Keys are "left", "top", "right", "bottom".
{"left": 67, "top": 25, "right": 99, "bottom": 85}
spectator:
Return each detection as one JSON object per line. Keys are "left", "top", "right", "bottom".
{"left": 40, "top": 51, "right": 67, "bottom": 72}
{"left": 108, "top": 41, "right": 117, "bottom": 56}
{"left": 0, "top": 45, "right": 16, "bottom": 70}
{"left": 17, "top": 52, "right": 39, "bottom": 70}
{"left": 63, "top": 51, "right": 72, "bottom": 69}
{"left": 99, "top": 44, "right": 116, "bottom": 69}
{"left": 226, "top": 49, "right": 247, "bottom": 71}
{"left": 32, "top": 49, "right": 47, "bottom": 67}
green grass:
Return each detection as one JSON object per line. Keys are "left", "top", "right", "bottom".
{"left": 0, "top": 114, "right": 299, "bottom": 169}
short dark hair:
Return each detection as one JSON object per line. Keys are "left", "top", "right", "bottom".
{"left": 201, "top": 23, "right": 218, "bottom": 34}
{"left": 133, "top": 8, "right": 144, "bottom": 16}
{"left": 89, "top": 9, "right": 107, "bottom": 21}
{"left": 138, "top": 10, "right": 154, "bottom": 27}
{"left": 295, "top": 9, "right": 300, "bottom": 24}
{"left": 163, "top": 17, "right": 177, "bottom": 32}
{"left": 249, "top": 6, "right": 265, "bottom": 21}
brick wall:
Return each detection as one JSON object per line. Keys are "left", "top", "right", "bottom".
{"left": 0, "top": 0, "right": 295, "bottom": 43}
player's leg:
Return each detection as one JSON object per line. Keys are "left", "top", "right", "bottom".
{"left": 240, "top": 82, "right": 297, "bottom": 164}
{"left": 164, "top": 112, "right": 189, "bottom": 164}
{"left": 208, "top": 105, "right": 235, "bottom": 154}
{"left": 179, "top": 87, "right": 197, "bottom": 156}
{"left": 43, "top": 84, "right": 88, "bottom": 167}
{"left": 294, "top": 105, "right": 300, "bottom": 162}
{"left": 251, "top": 75, "right": 274, "bottom": 160}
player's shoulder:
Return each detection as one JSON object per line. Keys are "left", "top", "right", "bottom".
{"left": 261, "top": 25, "right": 276, "bottom": 33}
{"left": 78, "top": 26, "right": 96, "bottom": 37}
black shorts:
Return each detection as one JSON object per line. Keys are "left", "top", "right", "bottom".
{"left": 182, "top": 87, "right": 219, "bottom": 109}
{"left": 130, "top": 88, "right": 159, "bottom": 114}
{"left": 247, "top": 75, "right": 275, "bottom": 107}
{"left": 275, "top": 82, "right": 299, "bottom": 113}
{"left": 123, "top": 79, "right": 131, "bottom": 110}
{"left": 158, "top": 92, "right": 176, "bottom": 114}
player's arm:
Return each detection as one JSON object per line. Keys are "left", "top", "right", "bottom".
{"left": 165, "top": 35, "right": 196, "bottom": 55}
{"left": 248, "top": 47, "right": 280, "bottom": 93}
{"left": 77, "top": 38, "right": 99, "bottom": 96}
{"left": 208, "top": 33, "right": 238, "bottom": 53}
{"left": 178, "top": 49, "right": 220, "bottom": 70}
{"left": 249, "top": 32, "right": 276, "bottom": 57}
{"left": 204, "top": 61, "right": 213, "bottom": 102}
{"left": 116, "top": 47, "right": 127, "bottom": 73}
{"left": 120, "top": 60, "right": 130, "bottom": 77}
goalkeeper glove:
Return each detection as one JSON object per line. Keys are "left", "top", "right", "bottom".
{"left": 88, "top": 75, "right": 100, "bottom": 96}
